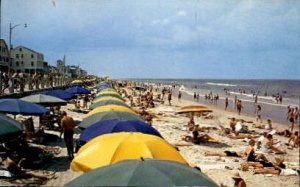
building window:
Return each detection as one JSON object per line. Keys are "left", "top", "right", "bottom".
{"left": 31, "top": 54, "right": 34, "bottom": 58}
{"left": 16, "top": 61, "right": 19, "bottom": 67}
{"left": 21, "top": 54, "right": 24, "bottom": 58}
{"left": 16, "top": 54, "right": 19, "bottom": 58}
{"left": 31, "top": 61, "right": 34, "bottom": 66}
{"left": 19, "top": 48, "right": 22, "bottom": 52}
{"left": 21, "top": 61, "right": 24, "bottom": 65}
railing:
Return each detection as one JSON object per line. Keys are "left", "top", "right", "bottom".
{"left": 0, "top": 73, "right": 73, "bottom": 97}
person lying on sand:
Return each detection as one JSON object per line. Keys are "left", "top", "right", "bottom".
{"left": 262, "top": 134, "right": 286, "bottom": 154}
{"left": 204, "top": 150, "right": 242, "bottom": 157}
{"left": 242, "top": 157, "right": 291, "bottom": 175}
{"left": 247, "top": 157, "right": 298, "bottom": 176}
{"left": 227, "top": 132, "right": 259, "bottom": 140}
{"left": 253, "top": 119, "right": 273, "bottom": 130}
{"left": 219, "top": 124, "right": 257, "bottom": 139}
{"left": 1, "top": 155, "right": 55, "bottom": 180}
{"left": 277, "top": 129, "right": 292, "bottom": 137}
{"left": 181, "top": 126, "right": 217, "bottom": 144}
{"left": 192, "top": 125, "right": 216, "bottom": 144}
{"left": 205, "top": 139, "right": 268, "bottom": 160}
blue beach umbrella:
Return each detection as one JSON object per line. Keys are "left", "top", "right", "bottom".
{"left": 69, "top": 83, "right": 84, "bottom": 87}
{"left": 0, "top": 99, "right": 49, "bottom": 115}
{"left": 78, "top": 111, "right": 144, "bottom": 129}
{"left": 66, "top": 86, "right": 90, "bottom": 95}
{"left": 42, "top": 89, "right": 74, "bottom": 100}
{"left": 79, "top": 119, "right": 162, "bottom": 144}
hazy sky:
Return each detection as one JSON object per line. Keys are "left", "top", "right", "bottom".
{"left": 2, "top": 0, "right": 300, "bottom": 79}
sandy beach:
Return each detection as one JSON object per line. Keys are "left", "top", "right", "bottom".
{"left": 43, "top": 88, "right": 299, "bottom": 186}
{"left": 1, "top": 85, "right": 298, "bottom": 187}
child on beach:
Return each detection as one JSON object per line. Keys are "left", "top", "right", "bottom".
{"left": 178, "top": 91, "right": 181, "bottom": 102}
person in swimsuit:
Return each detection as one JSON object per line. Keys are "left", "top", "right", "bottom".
{"left": 262, "top": 134, "right": 286, "bottom": 154}
{"left": 225, "top": 97, "right": 229, "bottom": 110}
{"left": 244, "top": 139, "right": 268, "bottom": 162}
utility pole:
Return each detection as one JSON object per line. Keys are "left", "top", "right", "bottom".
{"left": 8, "top": 23, "right": 27, "bottom": 93}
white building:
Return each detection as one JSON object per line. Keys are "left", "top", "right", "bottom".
{"left": 10, "top": 46, "right": 45, "bottom": 74}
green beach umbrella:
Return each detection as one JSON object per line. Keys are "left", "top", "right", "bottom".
{"left": 66, "top": 159, "right": 218, "bottom": 187}
{"left": 89, "top": 100, "right": 129, "bottom": 110}
{"left": 0, "top": 114, "right": 23, "bottom": 142}
{"left": 78, "top": 111, "right": 144, "bottom": 129}
{"left": 21, "top": 94, "right": 67, "bottom": 107}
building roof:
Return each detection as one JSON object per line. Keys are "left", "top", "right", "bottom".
{"left": 0, "top": 39, "right": 9, "bottom": 48}
{"left": 13, "top": 45, "right": 43, "bottom": 56}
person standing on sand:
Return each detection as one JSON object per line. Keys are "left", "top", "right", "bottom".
{"left": 294, "top": 107, "right": 299, "bottom": 123}
{"left": 61, "top": 111, "right": 75, "bottom": 160}
{"left": 286, "top": 106, "right": 291, "bottom": 120}
{"left": 225, "top": 97, "right": 229, "bottom": 110}
{"left": 288, "top": 108, "right": 295, "bottom": 132}
{"left": 167, "top": 91, "right": 172, "bottom": 106}
{"left": 255, "top": 104, "right": 262, "bottom": 120}
{"left": 193, "top": 92, "right": 196, "bottom": 101}
{"left": 237, "top": 100, "right": 242, "bottom": 115}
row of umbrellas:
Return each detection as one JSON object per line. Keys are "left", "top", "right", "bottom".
{"left": 67, "top": 82, "right": 217, "bottom": 186}
{"left": 0, "top": 85, "right": 91, "bottom": 142}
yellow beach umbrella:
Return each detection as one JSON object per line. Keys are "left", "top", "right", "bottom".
{"left": 71, "top": 79, "right": 83, "bottom": 84}
{"left": 92, "top": 96, "right": 124, "bottom": 104}
{"left": 83, "top": 105, "right": 137, "bottom": 119}
{"left": 71, "top": 132, "right": 187, "bottom": 172}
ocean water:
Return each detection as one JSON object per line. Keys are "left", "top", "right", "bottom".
{"left": 131, "top": 79, "right": 300, "bottom": 124}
